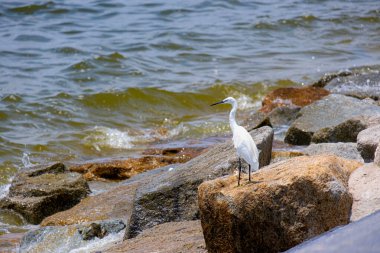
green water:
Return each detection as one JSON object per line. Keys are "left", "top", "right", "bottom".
{"left": 1, "top": 0, "right": 380, "bottom": 185}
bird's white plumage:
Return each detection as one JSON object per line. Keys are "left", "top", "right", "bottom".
{"left": 211, "top": 96, "right": 259, "bottom": 178}
{"left": 232, "top": 125, "right": 259, "bottom": 171}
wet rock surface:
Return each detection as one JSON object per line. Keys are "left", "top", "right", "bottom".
{"left": 0, "top": 163, "right": 90, "bottom": 224}
{"left": 349, "top": 163, "right": 380, "bottom": 222}
{"left": 285, "top": 94, "right": 380, "bottom": 145}
{"left": 41, "top": 183, "right": 138, "bottom": 226}
{"left": 20, "top": 219, "right": 125, "bottom": 253}
{"left": 0, "top": 232, "right": 24, "bottom": 252}
{"left": 125, "top": 126, "right": 274, "bottom": 239}
{"left": 285, "top": 210, "right": 380, "bottom": 253}
{"left": 304, "top": 142, "right": 363, "bottom": 162}
{"left": 260, "top": 86, "right": 329, "bottom": 113}
{"left": 69, "top": 147, "right": 204, "bottom": 181}
{"left": 324, "top": 72, "right": 380, "bottom": 100}
{"left": 357, "top": 125, "right": 380, "bottom": 162}
{"left": 104, "top": 220, "right": 206, "bottom": 253}
{"left": 198, "top": 155, "right": 361, "bottom": 253}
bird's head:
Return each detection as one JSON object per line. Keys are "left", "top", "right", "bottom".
{"left": 210, "top": 97, "right": 236, "bottom": 106}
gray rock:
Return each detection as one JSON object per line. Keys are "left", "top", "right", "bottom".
{"left": 285, "top": 210, "right": 380, "bottom": 253}
{"left": 325, "top": 72, "right": 380, "bottom": 100}
{"left": 349, "top": 163, "right": 380, "bottom": 222}
{"left": 78, "top": 219, "right": 126, "bottom": 240}
{"left": 125, "top": 126, "right": 274, "bottom": 239}
{"left": 285, "top": 94, "right": 380, "bottom": 145}
{"left": 268, "top": 106, "right": 301, "bottom": 126}
{"left": 357, "top": 125, "right": 380, "bottom": 162}
{"left": 0, "top": 163, "right": 90, "bottom": 224}
{"left": 20, "top": 219, "right": 125, "bottom": 253}
{"left": 304, "top": 143, "right": 364, "bottom": 162}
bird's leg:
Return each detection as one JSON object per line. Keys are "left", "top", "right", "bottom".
{"left": 249, "top": 164, "right": 251, "bottom": 182}
{"left": 238, "top": 157, "right": 241, "bottom": 186}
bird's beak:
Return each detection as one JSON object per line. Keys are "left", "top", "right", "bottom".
{"left": 210, "top": 100, "right": 224, "bottom": 106}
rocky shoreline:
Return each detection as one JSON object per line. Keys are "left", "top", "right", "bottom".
{"left": 1, "top": 65, "right": 380, "bottom": 252}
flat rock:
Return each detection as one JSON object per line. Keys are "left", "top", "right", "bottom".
{"left": 0, "top": 163, "right": 90, "bottom": 224}
{"left": 357, "top": 125, "right": 380, "bottom": 162}
{"left": 125, "top": 126, "right": 274, "bottom": 239}
{"left": 304, "top": 142, "right": 364, "bottom": 162}
{"left": 69, "top": 147, "right": 204, "bottom": 181}
{"left": 19, "top": 219, "right": 125, "bottom": 253}
{"left": 285, "top": 94, "right": 380, "bottom": 145}
{"left": 349, "top": 163, "right": 380, "bottom": 222}
{"left": 41, "top": 183, "right": 138, "bottom": 226}
{"left": 104, "top": 220, "right": 206, "bottom": 253}
{"left": 260, "top": 86, "right": 329, "bottom": 113}
{"left": 285, "top": 210, "right": 380, "bottom": 253}
{"left": 198, "top": 155, "right": 362, "bottom": 253}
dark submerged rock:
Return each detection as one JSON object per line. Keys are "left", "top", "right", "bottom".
{"left": 124, "top": 126, "right": 274, "bottom": 239}
{"left": 0, "top": 163, "right": 90, "bottom": 224}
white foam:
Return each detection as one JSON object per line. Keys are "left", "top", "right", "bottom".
{"left": 69, "top": 231, "right": 124, "bottom": 253}
{"left": 22, "top": 152, "right": 33, "bottom": 168}
{"left": 0, "top": 183, "right": 10, "bottom": 199}
{"left": 236, "top": 95, "right": 260, "bottom": 110}
{"left": 83, "top": 126, "right": 135, "bottom": 151}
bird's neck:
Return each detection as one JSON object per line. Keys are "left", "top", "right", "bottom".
{"left": 229, "top": 101, "right": 239, "bottom": 130}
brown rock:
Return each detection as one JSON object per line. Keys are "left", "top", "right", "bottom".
{"left": 198, "top": 155, "right": 362, "bottom": 253}
{"left": 41, "top": 183, "right": 138, "bottom": 226}
{"left": 104, "top": 221, "right": 206, "bottom": 253}
{"left": 260, "top": 86, "right": 329, "bottom": 113}
{"left": 270, "top": 150, "right": 304, "bottom": 164}
{"left": 69, "top": 147, "right": 204, "bottom": 181}
{"left": 349, "top": 163, "right": 380, "bottom": 221}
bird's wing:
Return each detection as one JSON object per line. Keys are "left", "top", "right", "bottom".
{"left": 233, "top": 126, "right": 259, "bottom": 169}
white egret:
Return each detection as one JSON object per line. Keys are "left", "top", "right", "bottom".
{"left": 211, "top": 97, "right": 259, "bottom": 186}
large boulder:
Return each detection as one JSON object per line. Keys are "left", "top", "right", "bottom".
{"left": 125, "top": 126, "right": 274, "bottom": 239}
{"left": 304, "top": 143, "right": 363, "bottom": 162}
{"left": 357, "top": 125, "right": 380, "bottom": 162}
{"left": 19, "top": 219, "right": 125, "bottom": 253}
{"left": 349, "top": 163, "right": 380, "bottom": 221}
{"left": 0, "top": 163, "right": 90, "bottom": 224}
{"left": 285, "top": 94, "right": 380, "bottom": 145}
{"left": 198, "top": 155, "right": 362, "bottom": 253}
{"left": 104, "top": 221, "right": 206, "bottom": 253}
{"left": 285, "top": 210, "right": 380, "bottom": 253}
